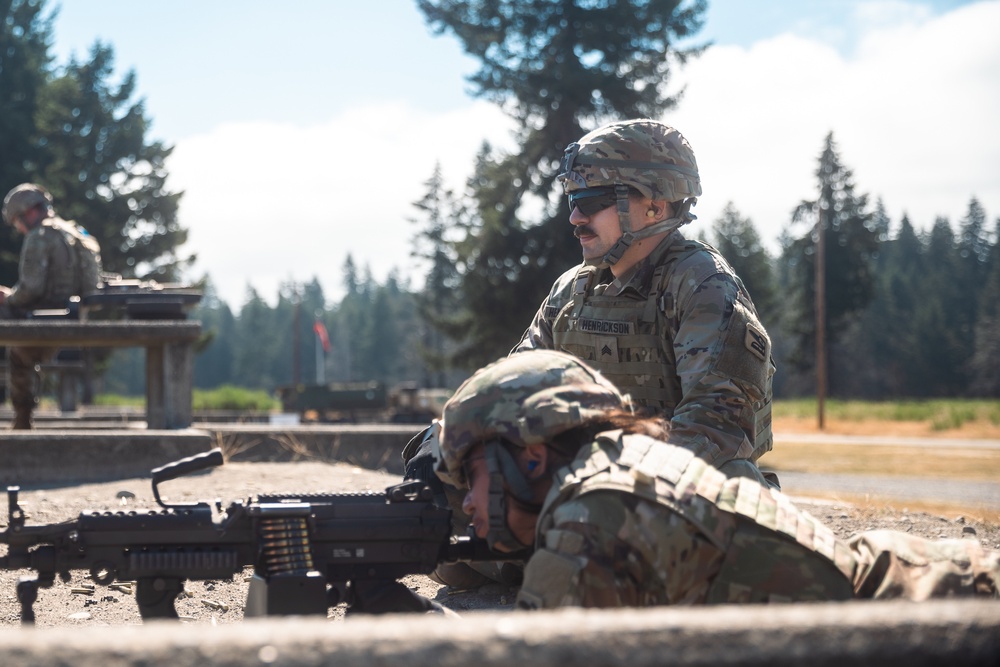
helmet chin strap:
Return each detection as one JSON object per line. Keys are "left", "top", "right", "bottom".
{"left": 592, "top": 189, "right": 697, "bottom": 269}
{"left": 483, "top": 439, "right": 540, "bottom": 552}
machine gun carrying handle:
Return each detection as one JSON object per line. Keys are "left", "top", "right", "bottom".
{"left": 151, "top": 448, "right": 225, "bottom": 508}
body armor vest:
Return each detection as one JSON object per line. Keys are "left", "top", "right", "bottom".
{"left": 542, "top": 432, "right": 856, "bottom": 603}
{"left": 550, "top": 238, "right": 773, "bottom": 458}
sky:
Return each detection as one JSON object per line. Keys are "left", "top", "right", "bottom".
{"left": 49, "top": 0, "right": 1000, "bottom": 307}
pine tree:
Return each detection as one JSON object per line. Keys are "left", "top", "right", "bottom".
{"left": 710, "top": 202, "right": 777, "bottom": 323}
{"left": 417, "top": 0, "right": 708, "bottom": 368}
{"left": 911, "top": 217, "right": 966, "bottom": 395}
{"left": 231, "top": 288, "right": 278, "bottom": 388}
{"left": 969, "top": 218, "right": 1000, "bottom": 396}
{"left": 848, "top": 209, "right": 924, "bottom": 397}
{"left": 409, "top": 163, "right": 466, "bottom": 385}
{"left": 952, "top": 198, "right": 991, "bottom": 373}
{"left": 192, "top": 280, "right": 236, "bottom": 389}
{"left": 783, "top": 133, "right": 880, "bottom": 395}
{"left": 0, "top": 0, "right": 54, "bottom": 285}
{"left": 33, "top": 42, "right": 189, "bottom": 280}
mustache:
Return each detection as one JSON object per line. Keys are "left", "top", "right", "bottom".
{"left": 573, "top": 226, "right": 595, "bottom": 239}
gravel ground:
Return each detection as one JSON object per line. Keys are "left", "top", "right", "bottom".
{"left": 2, "top": 461, "right": 998, "bottom": 627}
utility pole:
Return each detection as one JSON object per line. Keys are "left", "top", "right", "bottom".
{"left": 815, "top": 202, "right": 827, "bottom": 430}
{"left": 292, "top": 295, "right": 301, "bottom": 386}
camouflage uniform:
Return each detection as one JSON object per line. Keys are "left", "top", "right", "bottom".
{"left": 2, "top": 184, "right": 98, "bottom": 428}
{"left": 4, "top": 217, "right": 81, "bottom": 311}
{"left": 517, "top": 430, "right": 998, "bottom": 608}
{"left": 514, "top": 119, "right": 774, "bottom": 485}
{"left": 513, "top": 231, "right": 774, "bottom": 481}
{"left": 436, "top": 350, "right": 1000, "bottom": 610}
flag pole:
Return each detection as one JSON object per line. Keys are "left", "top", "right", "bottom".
{"left": 315, "top": 315, "right": 325, "bottom": 384}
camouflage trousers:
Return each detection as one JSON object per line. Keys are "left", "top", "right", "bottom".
{"left": 5, "top": 345, "right": 51, "bottom": 410}
{"left": 1, "top": 304, "right": 51, "bottom": 412}
{"left": 851, "top": 530, "right": 1000, "bottom": 600}
{"left": 517, "top": 512, "right": 999, "bottom": 608}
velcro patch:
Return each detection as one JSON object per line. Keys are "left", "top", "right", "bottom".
{"left": 745, "top": 323, "right": 768, "bottom": 361}
{"left": 575, "top": 318, "right": 634, "bottom": 335}
{"left": 597, "top": 336, "right": 619, "bottom": 363}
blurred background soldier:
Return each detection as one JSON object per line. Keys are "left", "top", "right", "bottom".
{"left": 436, "top": 350, "right": 999, "bottom": 609}
{"left": 1, "top": 183, "right": 102, "bottom": 429}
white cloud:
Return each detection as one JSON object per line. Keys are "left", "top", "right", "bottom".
{"left": 169, "top": 102, "right": 516, "bottom": 306}
{"left": 168, "top": 2, "right": 999, "bottom": 307}
{"left": 667, "top": 0, "right": 1000, "bottom": 250}
{"left": 852, "top": 0, "right": 934, "bottom": 30}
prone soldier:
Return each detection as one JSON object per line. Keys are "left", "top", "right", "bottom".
{"left": 435, "top": 350, "right": 999, "bottom": 608}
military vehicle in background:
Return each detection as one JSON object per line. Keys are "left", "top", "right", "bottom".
{"left": 275, "top": 381, "right": 450, "bottom": 424}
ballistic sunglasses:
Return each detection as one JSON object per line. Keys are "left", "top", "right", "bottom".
{"left": 567, "top": 187, "right": 619, "bottom": 216}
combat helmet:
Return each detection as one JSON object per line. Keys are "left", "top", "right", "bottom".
{"left": 2, "top": 183, "right": 53, "bottom": 226}
{"left": 558, "top": 119, "right": 701, "bottom": 267}
{"left": 437, "top": 350, "right": 630, "bottom": 550}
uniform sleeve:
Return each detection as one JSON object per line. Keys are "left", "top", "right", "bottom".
{"left": 510, "top": 295, "right": 556, "bottom": 353}
{"left": 6, "top": 232, "right": 49, "bottom": 308}
{"left": 516, "top": 495, "right": 649, "bottom": 609}
{"left": 516, "top": 492, "right": 724, "bottom": 609}
{"left": 511, "top": 266, "right": 583, "bottom": 355}
{"left": 666, "top": 273, "right": 774, "bottom": 466}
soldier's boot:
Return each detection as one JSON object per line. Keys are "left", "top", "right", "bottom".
{"left": 428, "top": 562, "right": 492, "bottom": 588}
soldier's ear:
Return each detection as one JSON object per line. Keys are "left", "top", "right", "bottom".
{"left": 648, "top": 199, "right": 671, "bottom": 222}
{"left": 522, "top": 443, "right": 548, "bottom": 480}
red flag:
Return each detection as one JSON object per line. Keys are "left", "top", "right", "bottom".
{"left": 313, "top": 319, "right": 331, "bottom": 353}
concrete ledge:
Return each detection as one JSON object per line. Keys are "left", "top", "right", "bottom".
{"left": 210, "top": 424, "right": 421, "bottom": 475}
{"left": 0, "top": 424, "right": 419, "bottom": 486}
{"left": 0, "top": 429, "right": 213, "bottom": 486}
{"left": 0, "top": 600, "right": 997, "bottom": 666}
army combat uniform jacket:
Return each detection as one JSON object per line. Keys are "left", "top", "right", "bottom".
{"left": 513, "top": 231, "right": 774, "bottom": 478}
{"left": 516, "top": 431, "right": 1000, "bottom": 609}
{"left": 4, "top": 217, "right": 82, "bottom": 311}
{"left": 3, "top": 216, "right": 100, "bottom": 417}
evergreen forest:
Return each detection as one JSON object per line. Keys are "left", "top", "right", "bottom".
{"left": 3, "top": 0, "right": 998, "bottom": 402}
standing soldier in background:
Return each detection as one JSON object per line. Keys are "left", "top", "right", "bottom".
{"left": 513, "top": 119, "right": 775, "bottom": 486}
{"left": 436, "top": 350, "right": 998, "bottom": 608}
{"left": 1, "top": 183, "right": 102, "bottom": 429}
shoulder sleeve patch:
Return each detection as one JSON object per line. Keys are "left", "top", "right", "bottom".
{"left": 714, "top": 300, "right": 772, "bottom": 396}
{"left": 745, "top": 322, "right": 768, "bottom": 362}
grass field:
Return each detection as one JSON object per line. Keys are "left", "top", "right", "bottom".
{"left": 763, "top": 441, "right": 1000, "bottom": 482}
{"left": 768, "top": 399, "right": 1000, "bottom": 521}
{"left": 773, "top": 398, "right": 1000, "bottom": 438}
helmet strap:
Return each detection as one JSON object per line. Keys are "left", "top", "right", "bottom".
{"left": 597, "top": 184, "right": 635, "bottom": 268}
{"left": 599, "top": 196, "right": 697, "bottom": 268}
{"left": 483, "top": 438, "right": 539, "bottom": 552}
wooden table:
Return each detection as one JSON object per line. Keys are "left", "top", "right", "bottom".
{"left": 0, "top": 320, "right": 201, "bottom": 429}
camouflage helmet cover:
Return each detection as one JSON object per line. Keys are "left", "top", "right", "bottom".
{"left": 437, "top": 350, "right": 630, "bottom": 488}
{"left": 558, "top": 119, "right": 702, "bottom": 202}
{"left": 3, "top": 183, "right": 53, "bottom": 225}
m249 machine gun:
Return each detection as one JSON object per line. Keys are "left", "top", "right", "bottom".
{"left": 1, "top": 449, "right": 519, "bottom": 623}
